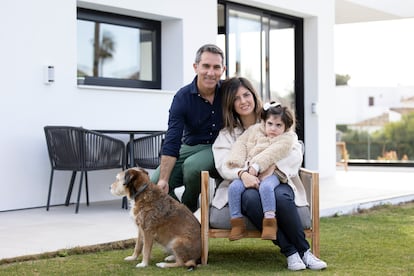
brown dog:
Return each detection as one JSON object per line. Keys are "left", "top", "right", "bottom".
{"left": 110, "top": 167, "right": 201, "bottom": 269}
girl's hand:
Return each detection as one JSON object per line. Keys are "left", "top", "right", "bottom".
{"left": 258, "top": 164, "right": 276, "bottom": 181}
{"left": 240, "top": 172, "right": 260, "bottom": 189}
{"left": 248, "top": 166, "right": 258, "bottom": 176}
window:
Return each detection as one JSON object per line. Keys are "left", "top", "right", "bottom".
{"left": 368, "top": 96, "right": 374, "bottom": 106}
{"left": 77, "top": 8, "right": 161, "bottom": 89}
{"left": 217, "top": 2, "right": 304, "bottom": 140}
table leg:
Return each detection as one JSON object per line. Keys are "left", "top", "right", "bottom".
{"left": 123, "top": 133, "right": 135, "bottom": 210}
{"left": 129, "top": 133, "right": 135, "bottom": 168}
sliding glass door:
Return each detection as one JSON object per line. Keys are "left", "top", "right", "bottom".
{"left": 217, "top": 1, "right": 304, "bottom": 139}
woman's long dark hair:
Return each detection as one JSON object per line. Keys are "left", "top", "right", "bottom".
{"left": 221, "top": 77, "right": 262, "bottom": 134}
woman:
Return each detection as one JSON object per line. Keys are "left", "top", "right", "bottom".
{"left": 212, "top": 77, "right": 327, "bottom": 271}
{"left": 226, "top": 101, "right": 298, "bottom": 241}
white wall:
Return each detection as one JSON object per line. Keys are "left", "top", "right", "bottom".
{"left": 0, "top": 0, "right": 335, "bottom": 211}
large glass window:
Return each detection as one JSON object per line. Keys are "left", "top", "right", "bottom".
{"left": 77, "top": 8, "right": 161, "bottom": 89}
{"left": 335, "top": 20, "right": 414, "bottom": 167}
{"left": 226, "top": 10, "right": 262, "bottom": 89}
{"left": 268, "top": 19, "right": 295, "bottom": 105}
{"left": 217, "top": 2, "right": 304, "bottom": 140}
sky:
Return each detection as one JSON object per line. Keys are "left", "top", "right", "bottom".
{"left": 335, "top": 18, "right": 414, "bottom": 87}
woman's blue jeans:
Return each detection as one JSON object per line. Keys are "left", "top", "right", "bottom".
{"left": 241, "top": 183, "right": 310, "bottom": 257}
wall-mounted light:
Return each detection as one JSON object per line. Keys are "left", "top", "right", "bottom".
{"left": 311, "top": 102, "right": 318, "bottom": 115}
{"left": 43, "top": 65, "right": 55, "bottom": 84}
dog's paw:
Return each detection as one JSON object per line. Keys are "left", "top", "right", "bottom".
{"left": 124, "top": 255, "right": 138, "bottom": 261}
{"left": 136, "top": 262, "right": 148, "bottom": 268}
{"left": 156, "top": 262, "right": 167, "bottom": 268}
{"left": 164, "top": 255, "right": 175, "bottom": 262}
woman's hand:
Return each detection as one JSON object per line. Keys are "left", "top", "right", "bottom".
{"left": 240, "top": 171, "right": 260, "bottom": 189}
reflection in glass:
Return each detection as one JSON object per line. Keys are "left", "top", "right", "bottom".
{"left": 268, "top": 19, "right": 295, "bottom": 108}
{"left": 228, "top": 9, "right": 262, "bottom": 95}
{"left": 77, "top": 20, "right": 154, "bottom": 82}
{"left": 226, "top": 8, "right": 296, "bottom": 110}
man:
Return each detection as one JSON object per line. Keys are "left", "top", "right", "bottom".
{"left": 151, "top": 44, "right": 226, "bottom": 212}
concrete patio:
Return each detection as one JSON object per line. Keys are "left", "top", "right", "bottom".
{"left": 1, "top": 166, "right": 413, "bottom": 261}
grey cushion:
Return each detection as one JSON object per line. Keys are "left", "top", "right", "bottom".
{"left": 209, "top": 205, "right": 311, "bottom": 230}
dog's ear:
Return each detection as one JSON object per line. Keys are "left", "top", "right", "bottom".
{"left": 137, "top": 167, "right": 149, "bottom": 176}
{"left": 124, "top": 170, "right": 136, "bottom": 186}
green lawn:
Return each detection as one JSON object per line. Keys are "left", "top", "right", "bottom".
{"left": 1, "top": 202, "right": 413, "bottom": 275}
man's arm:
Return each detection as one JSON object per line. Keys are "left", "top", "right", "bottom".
{"left": 157, "top": 155, "right": 177, "bottom": 193}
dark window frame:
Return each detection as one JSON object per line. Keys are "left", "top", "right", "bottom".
{"left": 77, "top": 8, "right": 161, "bottom": 89}
{"left": 218, "top": 1, "right": 304, "bottom": 142}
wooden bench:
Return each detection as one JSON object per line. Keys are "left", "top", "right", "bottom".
{"left": 200, "top": 168, "right": 320, "bottom": 265}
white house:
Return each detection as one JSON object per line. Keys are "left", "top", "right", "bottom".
{"left": 1, "top": 0, "right": 413, "bottom": 211}
{"left": 335, "top": 86, "right": 414, "bottom": 126}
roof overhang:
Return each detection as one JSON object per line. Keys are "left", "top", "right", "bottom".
{"left": 336, "top": 0, "right": 414, "bottom": 24}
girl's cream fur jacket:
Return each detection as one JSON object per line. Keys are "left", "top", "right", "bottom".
{"left": 213, "top": 124, "right": 308, "bottom": 208}
{"left": 226, "top": 122, "right": 297, "bottom": 180}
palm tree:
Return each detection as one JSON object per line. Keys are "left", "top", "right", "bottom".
{"left": 92, "top": 23, "right": 115, "bottom": 77}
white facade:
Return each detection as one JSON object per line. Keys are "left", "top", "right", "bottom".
{"left": 0, "top": 0, "right": 336, "bottom": 211}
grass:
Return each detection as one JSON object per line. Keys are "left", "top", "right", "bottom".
{"left": 1, "top": 202, "right": 413, "bottom": 275}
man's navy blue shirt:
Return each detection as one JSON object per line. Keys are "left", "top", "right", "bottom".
{"left": 162, "top": 76, "right": 223, "bottom": 158}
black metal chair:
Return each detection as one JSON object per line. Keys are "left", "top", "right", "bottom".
{"left": 121, "top": 131, "right": 166, "bottom": 208}
{"left": 127, "top": 131, "right": 166, "bottom": 169}
{"left": 44, "top": 126, "right": 125, "bottom": 213}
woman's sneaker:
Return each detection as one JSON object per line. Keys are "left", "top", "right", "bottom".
{"left": 287, "top": 252, "right": 306, "bottom": 271}
{"left": 302, "top": 250, "right": 327, "bottom": 270}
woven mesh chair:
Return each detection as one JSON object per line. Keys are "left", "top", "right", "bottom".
{"left": 118, "top": 131, "right": 166, "bottom": 209}
{"left": 44, "top": 126, "right": 125, "bottom": 213}
{"left": 127, "top": 131, "right": 166, "bottom": 169}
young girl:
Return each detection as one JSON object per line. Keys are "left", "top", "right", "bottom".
{"left": 226, "top": 101, "right": 297, "bottom": 241}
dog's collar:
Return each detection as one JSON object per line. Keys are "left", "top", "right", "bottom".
{"left": 131, "top": 183, "right": 149, "bottom": 199}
